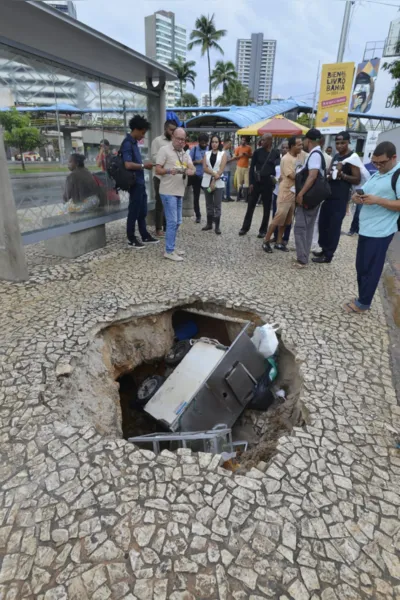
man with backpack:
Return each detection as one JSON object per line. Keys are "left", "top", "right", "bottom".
{"left": 121, "top": 115, "right": 159, "bottom": 249}
{"left": 345, "top": 141, "right": 400, "bottom": 313}
{"left": 293, "top": 128, "right": 327, "bottom": 269}
{"left": 313, "top": 131, "right": 361, "bottom": 264}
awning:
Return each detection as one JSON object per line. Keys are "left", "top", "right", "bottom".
{"left": 237, "top": 115, "right": 309, "bottom": 137}
{"left": 0, "top": 0, "right": 176, "bottom": 93}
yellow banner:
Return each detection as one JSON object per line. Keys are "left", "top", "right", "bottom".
{"left": 316, "top": 62, "right": 355, "bottom": 133}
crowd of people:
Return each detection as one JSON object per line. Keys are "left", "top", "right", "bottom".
{"left": 62, "top": 114, "right": 400, "bottom": 313}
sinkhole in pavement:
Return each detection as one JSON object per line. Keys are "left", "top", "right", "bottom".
{"left": 59, "top": 301, "right": 305, "bottom": 468}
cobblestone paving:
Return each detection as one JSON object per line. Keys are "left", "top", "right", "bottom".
{"left": 0, "top": 203, "right": 399, "bottom": 600}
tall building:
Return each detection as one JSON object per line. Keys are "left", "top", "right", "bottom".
{"left": 200, "top": 93, "right": 211, "bottom": 107}
{"left": 145, "top": 10, "right": 187, "bottom": 107}
{"left": 236, "top": 33, "right": 276, "bottom": 104}
{"left": 45, "top": 1, "right": 77, "bottom": 19}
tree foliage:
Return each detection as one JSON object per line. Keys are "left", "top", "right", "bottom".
{"left": 169, "top": 56, "right": 197, "bottom": 104}
{"left": 188, "top": 14, "right": 226, "bottom": 106}
{"left": 211, "top": 60, "right": 238, "bottom": 93}
{"left": 214, "top": 80, "right": 253, "bottom": 107}
{"left": 296, "top": 113, "right": 312, "bottom": 127}
{"left": 383, "top": 43, "right": 400, "bottom": 108}
{"left": 181, "top": 92, "right": 199, "bottom": 107}
{"left": 0, "top": 108, "right": 41, "bottom": 170}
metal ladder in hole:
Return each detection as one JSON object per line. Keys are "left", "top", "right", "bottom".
{"left": 127, "top": 423, "right": 247, "bottom": 456}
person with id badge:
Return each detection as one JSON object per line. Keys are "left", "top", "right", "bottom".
{"left": 156, "top": 128, "right": 195, "bottom": 262}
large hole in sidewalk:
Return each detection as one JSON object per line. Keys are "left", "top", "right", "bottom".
{"left": 58, "top": 302, "right": 305, "bottom": 468}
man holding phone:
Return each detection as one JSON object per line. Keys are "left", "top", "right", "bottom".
{"left": 156, "top": 128, "right": 195, "bottom": 262}
{"left": 345, "top": 141, "right": 400, "bottom": 313}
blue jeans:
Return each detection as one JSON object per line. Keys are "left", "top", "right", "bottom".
{"left": 355, "top": 233, "right": 394, "bottom": 309}
{"left": 161, "top": 194, "right": 182, "bottom": 254}
{"left": 224, "top": 172, "right": 231, "bottom": 199}
{"left": 127, "top": 183, "right": 149, "bottom": 242}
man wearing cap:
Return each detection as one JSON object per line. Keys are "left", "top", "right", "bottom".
{"left": 313, "top": 131, "right": 361, "bottom": 264}
{"left": 293, "top": 128, "right": 326, "bottom": 268}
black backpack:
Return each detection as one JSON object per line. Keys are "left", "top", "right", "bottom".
{"left": 107, "top": 142, "right": 136, "bottom": 191}
{"left": 295, "top": 150, "right": 331, "bottom": 210}
{"left": 390, "top": 167, "right": 400, "bottom": 231}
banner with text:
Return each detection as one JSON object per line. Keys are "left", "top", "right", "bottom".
{"left": 316, "top": 62, "right": 355, "bottom": 134}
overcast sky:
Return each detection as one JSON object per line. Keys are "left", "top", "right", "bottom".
{"left": 76, "top": 0, "right": 399, "bottom": 105}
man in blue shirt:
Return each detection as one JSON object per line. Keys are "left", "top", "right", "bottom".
{"left": 345, "top": 141, "right": 400, "bottom": 313}
{"left": 121, "top": 115, "right": 159, "bottom": 249}
{"left": 189, "top": 133, "right": 208, "bottom": 223}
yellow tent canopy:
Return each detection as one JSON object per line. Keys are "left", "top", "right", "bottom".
{"left": 237, "top": 114, "right": 309, "bottom": 137}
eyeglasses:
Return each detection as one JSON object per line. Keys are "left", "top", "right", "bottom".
{"left": 371, "top": 158, "right": 391, "bottom": 167}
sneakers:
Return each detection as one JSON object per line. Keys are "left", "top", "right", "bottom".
{"left": 274, "top": 243, "right": 289, "bottom": 252}
{"left": 175, "top": 249, "right": 185, "bottom": 256}
{"left": 262, "top": 242, "right": 273, "bottom": 254}
{"left": 164, "top": 251, "right": 184, "bottom": 262}
{"left": 142, "top": 235, "right": 160, "bottom": 244}
{"left": 128, "top": 238, "right": 145, "bottom": 249}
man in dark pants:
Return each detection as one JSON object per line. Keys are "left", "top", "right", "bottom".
{"left": 345, "top": 141, "right": 400, "bottom": 313}
{"left": 239, "top": 133, "right": 280, "bottom": 238}
{"left": 189, "top": 133, "right": 209, "bottom": 223}
{"left": 121, "top": 115, "right": 159, "bottom": 249}
{"left": 313, "top": 131, "right": 361, "bottom": 264}
{"left": 151, "top": 119, "right": 177, "bottom": 236}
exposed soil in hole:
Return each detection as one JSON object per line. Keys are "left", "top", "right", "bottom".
{"left": 57, "top": 300, "right": 305, "bottom": 467}
{"left": 114, "top": 302, "right": 305, "bottom": 467}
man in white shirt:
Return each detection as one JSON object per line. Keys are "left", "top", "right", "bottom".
{"left": 294, "top": 129, "right": 325, "bottom": 268}
{"left": 311, "top": 135, "right": 332, "bottom": 251}
{"left": 150, "top": 119, "right": 177, "bottom": 236}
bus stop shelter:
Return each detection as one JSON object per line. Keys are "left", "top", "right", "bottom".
{"left": 0, "top": 0, "right": 176, "bottom": 281}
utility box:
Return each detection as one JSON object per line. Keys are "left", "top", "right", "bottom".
{"left": 144, "top": 323, "right": 266, "bottom": 431}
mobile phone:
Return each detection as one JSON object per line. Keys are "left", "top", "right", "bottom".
{"left": 355, "top": 188, "right": 364, "bottom": 195}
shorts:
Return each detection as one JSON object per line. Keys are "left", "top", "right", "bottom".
{"left": 236, "top": 166, "right": 249, "bottom": 187}
{"left": 270, "top": 201, "right": 295, "bottom": 227}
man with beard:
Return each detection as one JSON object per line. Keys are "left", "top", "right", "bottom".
{"left": 151, "top": 119, "right": 177, "bottom": 237}
{"left": 238, "top": 133, "right": 280, "bottom": 238}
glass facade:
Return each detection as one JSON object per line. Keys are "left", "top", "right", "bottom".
{"left": 0, "top": 43, "right": 152, "bottom": 240}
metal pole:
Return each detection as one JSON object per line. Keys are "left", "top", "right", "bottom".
{"left": 337, "top": 1, "right": 354, "bottom": 63}
{"left": 312, "top": 61, "right": 320, "bottom": 127}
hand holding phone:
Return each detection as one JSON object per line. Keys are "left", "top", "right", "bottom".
{"left": 355, "top": 188, "right": 364, "bottom": 196}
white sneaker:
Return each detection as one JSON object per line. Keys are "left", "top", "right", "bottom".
{"left": 175, "top": 249, "right": 185, "bottom": 256}
{"left": 164, "top": 251, "right": 184, "bottom": 262}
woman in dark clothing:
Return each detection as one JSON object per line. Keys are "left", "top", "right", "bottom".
{"left": 63, "top": 153, "right": 102, "bottom": 213}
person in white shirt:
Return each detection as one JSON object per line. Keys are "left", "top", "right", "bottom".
{"left": 201, "top": 135, "right": 227, "bottom": 234}
{"left": 311, "top": 135, "right": 332, "bottom": 251}
{"left": 294, "top": 129, "right": 326, "bottom": 268}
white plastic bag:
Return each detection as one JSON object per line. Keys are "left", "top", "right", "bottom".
{"left": 251, "top": 323, "right": 279, "bottom": 358}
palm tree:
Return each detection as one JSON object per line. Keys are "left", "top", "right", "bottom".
{"left": 214, "top": 81, "right": 253, "bottom": 107}
{"left": 188, "top": 14, "right": 227, "bottom": 106}
{"left": 168, "top": 56, "right": 197, "bottom": 104}
{"left": 211, "top": 61, "right": 237, "bottom": 93}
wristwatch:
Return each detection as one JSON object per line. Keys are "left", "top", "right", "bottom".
{"left": 141, "top": 163, "right": 144, "bottom": 169}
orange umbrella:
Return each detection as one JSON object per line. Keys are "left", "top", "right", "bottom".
{"left": 258, "top": 115, "right": 305, "bottom": 137}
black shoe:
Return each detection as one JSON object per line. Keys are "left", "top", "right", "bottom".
{"left": 345, "top": 231, "right": 356, "bottom": 236}
{"left": 195, "top": 217, "right": 201, "bottom": 223}
{"left": 222, "top": 198, "right": 230, "bottom": 203}
{"left": 257, "top": 233, "right": 265, "bottom": 239}
{"left": 142, "top": 235, "right": 160, "bottom": 244}
{"left": 274, "top": 243, "right": 289, "bottom": 252}
{"left": 227, "top": 197, "right": 235, "bottom": 202}
{"left": 262, "top": 242, "right": 273, "bottom": 254}
{"left": 239, "top": 229, "right": 248, "bottom": 236}
{"left": 202, "top": 218, "right": 213, "bottom": 231}
{"left": 128, "top": 238, "right": 145, "bottom": 249}
{"left": 312, "top": 250, "right": 325, "bottom": 257}
{"left": 312, "top": 256, "right": 332, "bottom": 264}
